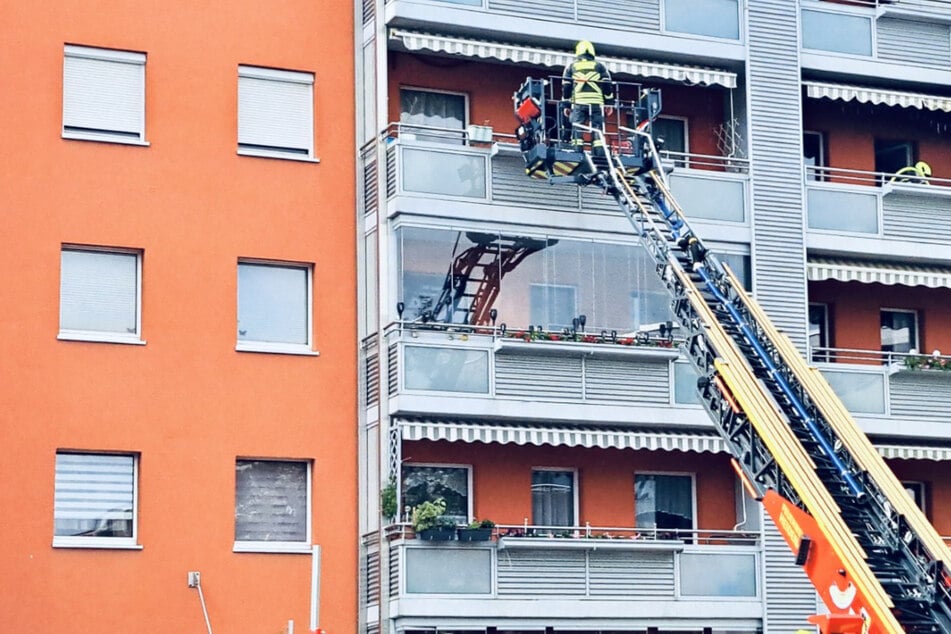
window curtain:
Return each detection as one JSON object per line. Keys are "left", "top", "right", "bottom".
{"left": 532, "top": 470, "right": 574, "bottom": 527}
{"left": 399, "top": 89, "right": 465, "bottom": 144}
{"left": 635, "top": 474, "right": 693, "bottom": 530}
{"left": 54, "top": 453, "right": 134, "bottom": 537}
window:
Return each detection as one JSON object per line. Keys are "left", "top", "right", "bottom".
{"left": 403, "top": 346, "right": 490, "bottom": 393}
{"left": 54, "top": 452, "right": 138, "bottom": 548}
{"left": 881, "top": 308, "right": 918, "bottom": 356}
{"left": 631, "top": 289, "right": 671, "bottom": 329}
{"left": 234, "top": 459, "right": 311, "bottom": 552}
{"left": 400, "top": 88, "right": 467, "bottom": 144}
{"left": 237, "top": 260, "right": 314, "bottom": 355}
{"left": 530, "top": 284, "right": 577, "bottom": 331}
{"left": 238, "top": 65, "right": 315, "bottom": 161}
{"left": 875, "top": 139, "right": 916, "bottom": 180}
{"left": 59, "top": 246, "right": 142, "bottom": 344}
{"left": 719, "top": 252, "right": 751, "bottom": 291}
{"left": 804, "top": 131, "right": 827, "bottom": 181}
{"left": 531, "top": 469, "right": 576, "bottom": 528}
{"left": 903, "top": 481, "right": 927, "bottom": 514}
{"left": 402, "top": 464, "right": 471, "bottom": 524}
{"left": 652, "top": 116, "right": 688, "bottom": 166}
{"left": 63, "top": 45, "right": 147, "bottom": 144}
{"left": 635, "top": 473, "right": 694, "bottom": 531}
{"left": 809, "top": 303, "right": 831, "bottom": 362}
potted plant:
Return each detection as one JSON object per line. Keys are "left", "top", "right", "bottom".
{"left": 381, "top": 477, "right": 398, "bottom": 522}
{"left": 411, "top": 499, "right": 455, "bottom": 541}
{"left": 458, "top": 519, "right": 495, "bottom": 542}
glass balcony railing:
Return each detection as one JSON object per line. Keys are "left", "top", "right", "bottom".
{"left": 663, "top": 0, "right": 741, "bottom": 40}
{"left": 805, "top": 166, "right": 951, "bottom": 239}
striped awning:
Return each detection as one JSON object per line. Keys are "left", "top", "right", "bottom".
{"left": 807, "top": 257, "right": 951, "bottom": 289}
{"left": 399, "top": 418, "right": 728, "bottom": 454}
{"left": 399, "top": 418, "right": 951, "bottom": 462}
{"left": 390, "top": 29, "right": 737, "bottom": 89}
{"left": 876, "top": 444, "right": 951, "bottom": 462}
{"left": 804, "top": 80, "right": 951, "bottom": 113}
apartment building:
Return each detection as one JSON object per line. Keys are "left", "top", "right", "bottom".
{"left": 358, "top": 0, "right": 951, "bottom": 632}
{"left": 0, "top": 2, "right": 356, "bottom": 632}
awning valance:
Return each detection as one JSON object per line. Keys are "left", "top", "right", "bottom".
{"left": 399, "top": 418, "right": 951, "bottom": 462}
{"left": 390, "top": 29, "right": 737, "bottom": 89}
{"left": 876, "top": 444, "right": 951, "bottom": 462}
{"left": 804, "top": 80, "right": 951, "bottom": 113}
{"left": 398, "top": 418, "right": 728, "bottom": 454}
{"left": 807, "top": 257, "right": 951, "bottom": 289}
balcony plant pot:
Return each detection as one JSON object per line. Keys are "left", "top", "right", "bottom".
{"left": 457, "top": 527, "right": 492, "bottom": 542}
{"left": 418, "top": 526, "right": 456, "bottom": 541}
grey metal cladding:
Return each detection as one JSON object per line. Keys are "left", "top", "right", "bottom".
{"left": 576, "top": 0, "right": 661, "bottom": 33}
{"left": 492, "top": 155, "right": 580, "bottom": 212}
{"left": 495, "top": 354, "right": 585, "bottom": 400}
{"left": 487, "top": 0, "right": 575, "bottom": 22}
{"left": 878, "top": 18, "right": 951, "bottom": 68}
{"left": 747, "top": 0, "right": 808, "bottom": 350}
{"left": 496, "top": 549, "right": 588, "bottom": 595}
{"left": 882, "top": 193, "right": 951, "bottom": 243}
{"left": 890, "top": 372, "right": 951, "bottom": 421}
{"left": 762, "top": 518, "right": 817, "bottom": 632}
{"left": 585, "top": 358, "right": 670, "bottom": 404}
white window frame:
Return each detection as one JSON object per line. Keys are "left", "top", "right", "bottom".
{"left": 530, "top": 467, "right": 579, "bottom": 529}
{"left": 401, "top": 463, "right": 474, "bottom": 524}
{"left": 237, "top": 65, "right": 317, "bottom": 162}
{"left": 53, "top": 451, "right": 141, "bottom": 550}
{"left": 398, "top": 86, "right": 469, "bottom": 145}
{"left": 236, "top": 258, "right": 317, "bottom": 356}
{"left": 809, "top": 302, "right": 831, "bottom": 362}
{"left": 58, "top": 245, "right": 145, "bottom": 345}
{"left": 62, "top": 45, "right": 148, "bottom": 146}
{"left": 804, "top": 130, "right": 826, "bottom": 181}
{"left": 653, "top": 115, "right": 689, "bottom": 167}
{"left": 634, "top": 470, "right": 697, "bottom": 532}
{"left": 233, "top": 458, "right": 313, "bottom": 554}
{"left": 880, "top": 307, "right": 920, "bottom": 355}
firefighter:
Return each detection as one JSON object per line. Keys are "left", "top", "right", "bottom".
{"left": 562, "top": 40, "right": 615, "bottom": 155}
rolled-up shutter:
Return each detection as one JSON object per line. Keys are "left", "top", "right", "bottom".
{"left": 238, "top": 66, "right": 314, "bottom": 157}
{"left": 63, "top": 45, "right": 145, "bottom": 140}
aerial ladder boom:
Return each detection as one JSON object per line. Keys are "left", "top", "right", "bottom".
{"left": 513, "top": 77, "right": 951, "bottom": 633}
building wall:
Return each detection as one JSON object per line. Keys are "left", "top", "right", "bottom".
{"left": 0, "top": 2, "right": 356, "bottom": 632}
{"left": 810, "top": 280, "right": 951, "bottom": 355}
{"left": 403, "top": 440, "right": 738, "bottom": 530}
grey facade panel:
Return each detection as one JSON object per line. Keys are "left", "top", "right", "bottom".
{"left": 762, "top": 518, "right": 816, "bottom": 631}
{"left": 364, "top": 154, "right": 379, "bottom": 216}
{"left": 890, "top": 372, "right": 951, "bottom": 421}
{"left": 388, "top": 343, "right": 399, "bottom": 396}
{"left": 496, "top": 548, "right": 588, "bottom": 595}
{"left": 585, "top": 358, "right": 670, "bottom": 404}
{"left": 588, "top": 550, "right": 675, "bottom": 597}
{"left": 492, "top": 154, "right": 580, "bottom": 212}
{"left": 367, "top": 549, "right": 381, "bottom": 605}
{"left": 576, "top": 0, "right": 660, "bottom": 33}
{"left": 878, "top": 18, "right": 951, "bottom": 67}
{"left": 495, "top": 354, "right": 585, "bottom": 400}
{"left": 486, "top": 0, "right": 576, "bottom": 22}
{"left": 747, "top": 0, "right": 808, "bottom": 350}
{"left": 390, "top": 545, "right": 400, "bottom": 594}
{"left": 882, "top": 193, "right": 951, "bottom": 243}
{"left": 367, "top": 352, "right": 380, "bottom": 407}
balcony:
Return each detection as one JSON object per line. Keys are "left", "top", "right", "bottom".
{"left": 380, "top": 323, "right": 708, "bottom": 426}
{"left": 809, "top": 347, "right": 951, "bottom": 438}
{"left": 379, "top": 0, "right": 745, "bottom": 58}
{"left": 805, "top": 166, "right": 951, "bottom": 260}
{"left": 800, "top": 0, "right": 951, "bottom": 80}
{"left": 386, "top": 525, "right": 762, "bottom": 627}
{"left": 376, "top": 125, "right": 751, "bottom": 239}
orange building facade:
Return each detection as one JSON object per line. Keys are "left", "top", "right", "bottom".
{"left": 0, "top": 2, "right": 356, "bottom": 633}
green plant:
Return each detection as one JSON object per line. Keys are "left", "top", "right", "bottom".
{"left": 411, "top": 499, "right": 447, "bottom": 532}
{"left": 478, "top": 519, "right": 495, "bottom": 529}
{"left": 381, "top": 478, "right": 398, "bottom": 520}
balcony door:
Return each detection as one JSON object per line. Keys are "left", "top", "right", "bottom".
{"left": 400, "top": 87, "right": 467, "bottom": 144}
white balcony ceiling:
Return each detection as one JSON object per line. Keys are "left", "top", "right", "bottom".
{"left": 398, "top": 418, "right": 951, "bottom": 461}
{"left": 808, "top": 257, "right": 951, "bottom": 289}
{"left": 804, "top": 80, "right": 951, "bottom": 112}
{"left": 390, "top": 29, "right": 737, "bottom": 89}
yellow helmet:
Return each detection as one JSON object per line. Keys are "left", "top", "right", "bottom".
{"left": 575, "top": 40, "right": 595, "bottom": 58}
{"left": 916, "top": 161, "right": 932, "bottom": 177}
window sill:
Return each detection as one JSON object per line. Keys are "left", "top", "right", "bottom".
{"left": 497, "top": 536, "right": 685, "bottom": 552}
{"left": 58, "top": 331, "right": 146, "bottom": 345}
{"left": 53, "top": 538, "right": 143, "bottom": 550}
{"left": 236, "top": 341, "right": 319, "bottom": 356}
{"left": 233, "top": 542, "right": 312, "bottom": 554}
{"left": 237, "top": 148, "right": 320, "bottom": 163}
{"left": 62, "top": 131, "right": 150, "bottom": 147}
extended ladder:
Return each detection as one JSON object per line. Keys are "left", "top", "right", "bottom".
{"left": 511, "top": 76, "right": 951, "bottom": 629}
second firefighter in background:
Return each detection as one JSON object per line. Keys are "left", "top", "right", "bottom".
{"left": 562, "top": 40, "right": 614, "bottom": 155}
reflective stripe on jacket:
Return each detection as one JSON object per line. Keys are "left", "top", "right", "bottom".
{"left": 562, "top": 58, "right": 614, "bottom": 105}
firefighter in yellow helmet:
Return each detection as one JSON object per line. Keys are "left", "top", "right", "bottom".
{"left": 562, "top": 40, "right": 615, "bottom": 154}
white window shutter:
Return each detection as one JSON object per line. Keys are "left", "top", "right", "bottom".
{"left": 63, "top": 46, "right": 145, "bottom": 139}
{"left": 235, "top": 460, "right": 308, "bottom": 542}
{"left": 54, "top": 453, "right": 135, "bottom": 536}
{"left": 238, "top": 67, "right": 314, "bottom": 156}
{"left": 60, "top": 249, "right": 139, "bottom": 335}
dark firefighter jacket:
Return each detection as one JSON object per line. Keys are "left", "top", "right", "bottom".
{"left": 562, "top": 56, "right": 614, "bottom": 106}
